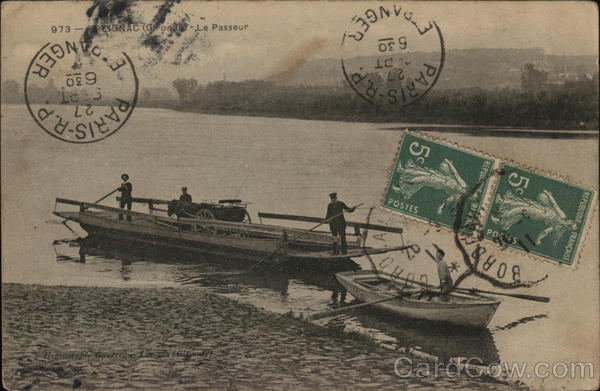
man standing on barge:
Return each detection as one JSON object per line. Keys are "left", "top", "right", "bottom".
{"left": 325, "top": 192, "right": 356, "bottom": 255}
{"left": 179, "top": 187, "right": 192, "bottom": 203}
{"left": 118, "top": 173, "right": 133, "bottom": 221}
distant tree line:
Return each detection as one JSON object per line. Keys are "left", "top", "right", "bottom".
{"left": 171, "top": 71, "right": 598, "bottom": 130}
{"left": 3, "top": 66, "right": 597, "bottom": 130}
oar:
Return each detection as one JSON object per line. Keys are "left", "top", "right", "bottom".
{"left": 247, "top": 203, "right": 364, "bottom": 270}
{"left": 308, "top": 289, "right": 425, "bottom": 320}
{"left": 423, "top": 247, "right": 550, "bottom": 303}
{"left": 453, "top": 287, "right": 550, "bottom": 303}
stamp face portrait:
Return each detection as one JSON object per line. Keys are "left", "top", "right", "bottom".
{"left": 484, "top": 164, "right": 594, "bottom": 265}
{"left": 341, "top": 5, "right": 444, "bottom": 107}
{"left": 383, "top": 133, "right": 494, "bottom": 232}
{"left": 24, "top": 41, "right": 138, "bottom": 143}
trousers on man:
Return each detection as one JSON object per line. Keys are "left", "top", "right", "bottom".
{"left": 119, "top": 197, "right": 132, "bottom": 221}
{"left": 440, "top": 276, "right": 453, "bottom": 302}
{"left": 330, "top": 222, "right": 347, "bottom": 255}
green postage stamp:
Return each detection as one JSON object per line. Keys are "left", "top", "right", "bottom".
{"left": 383, "top": 132, "right": 595, "bottom": 266}
{"left": 383, "top": 133, "right": 494, "bottom": 233}
{"left": 483, "top": 164, "right": 594, "bottom": 265}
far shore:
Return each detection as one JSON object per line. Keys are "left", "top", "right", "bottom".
{"left": 2, "top": 102, "right": 597, "bottom": 135}
{"left": 169, "top": 105, "right": 600, "bottom": 135}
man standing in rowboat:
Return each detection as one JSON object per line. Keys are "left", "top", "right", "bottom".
{"left": 118, "top": 173, "right": 133, "bottom": 221}
{"left": 325, "top": 192, "right": 356, "bottom": 255}
{"left": 432, "top": 244, "right": 453, "bottom": 301}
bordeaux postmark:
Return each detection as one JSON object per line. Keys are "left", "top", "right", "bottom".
{"left": 483, "top": 164, "right": 595, "bottom": 265}
{"left": 383, "top": 132, "right": 495, "bottom": 234}
{"left": 24, "top": 40, "right": 138, "bottom": 143}
{"left": 341, "top": 4, "right": 444, "bottom": 107}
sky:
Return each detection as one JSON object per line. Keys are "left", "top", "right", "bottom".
{"left": 2, "top": 1, "right": 598, "bottom": 89}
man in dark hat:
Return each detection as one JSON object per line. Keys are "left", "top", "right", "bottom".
{"left": 118, "top": 173, "right": 133, "bottom": 221}
{"left": 325, "top": 192, "right": 356, "bottom": 255}
{"left": 179, "top": 187, "right": 192, "bottom": 203}
{"left": 177, "top": 186, "right": 193, "bottom": 222}
{"left": 432, "top": 243, "right": 453, "bottom": 301}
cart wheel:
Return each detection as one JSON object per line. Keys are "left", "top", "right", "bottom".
{"left": 197, "top": 209, "right": 215, "bottom": 219}
{"left": 196, "top": 209, "right": 216, "bottom": 234}
{"left": 242, "top": 210, "right": 252, "bottom": 224}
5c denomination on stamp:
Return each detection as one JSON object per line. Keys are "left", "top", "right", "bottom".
{"left": 24, "top": 40, "right": 138, "bottom": 143}
{"left": 383, "top": 133, "right": 495, "bottom": 233}
{"left": 341, "top": 4, "right": 444, "bottom": 107}
{"left": 484, "top": 164, "right": 595, "bottom": 265}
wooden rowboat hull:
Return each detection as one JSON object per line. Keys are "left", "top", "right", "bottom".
{"left": 335, "top": 271, "right": 501, "bottom": 328}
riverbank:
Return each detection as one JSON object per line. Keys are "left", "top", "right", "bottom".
{"left": 2, "top": 283, "right": 515, "bottom": 390}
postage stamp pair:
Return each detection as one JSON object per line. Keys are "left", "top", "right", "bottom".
{"left": 383, "top": 132, "right": 595, "bottom": 266}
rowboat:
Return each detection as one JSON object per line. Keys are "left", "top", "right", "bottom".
{"left": 335, "top": 271, "right": 501, "bottom": 328}
{"left": 53, "top": 197, "right": 409, "bottom": 267}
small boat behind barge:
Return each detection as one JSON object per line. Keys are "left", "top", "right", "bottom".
{"left": 53, "top": 197, "right": 409, "bottom": 266}
{"left": 336, "top": 271, "right": 501, "bottom": 328}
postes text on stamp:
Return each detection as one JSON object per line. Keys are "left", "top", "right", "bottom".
{"left": 383, "top": 133, "right": 494, "bottom": 233}
{"left": 483, "top": 164, "right": 594, "bottom": 265}
{"left": 24, "top": 41, "right": 138, "bottom": 143}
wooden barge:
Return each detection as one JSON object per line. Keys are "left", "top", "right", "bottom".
{"left": 54, "top": 197, "right": 408, "bottom": 266}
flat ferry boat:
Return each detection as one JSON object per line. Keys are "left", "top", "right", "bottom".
{"left": 54, "top": 197, "right": 409, "bottom": 267}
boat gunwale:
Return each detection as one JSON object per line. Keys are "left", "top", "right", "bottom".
{"left": 336, "top": 271, "right": 501, "bottom": 306}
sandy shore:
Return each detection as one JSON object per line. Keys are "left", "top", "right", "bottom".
{"left": 2, "top": 283, "right": 515, "bottom": 390}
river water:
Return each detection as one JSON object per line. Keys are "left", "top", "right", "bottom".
{"left": 2, "top": 104, "right": 598, "bottom": 390}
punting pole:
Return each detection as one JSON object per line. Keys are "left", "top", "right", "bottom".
{"left": 60, "top": 188, "right": 120, "bottom": 226}
{"left": 247, "top": 203, "right": 364, "bottom": 270}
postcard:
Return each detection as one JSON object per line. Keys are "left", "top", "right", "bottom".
{"left": 2, "top": 1, "right": 598, "bottom": 390}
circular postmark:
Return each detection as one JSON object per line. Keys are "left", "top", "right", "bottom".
{"left": 361, "top": 207, "right": 427, "bottom": 283}
{"left": 24, "top": 41, "right": 138, "bottom": 143}
{"left": 361, "top": 200, "right": 549, "bottom": 291}
{"left": 341, "top": 5, "right": 444, "bottom": 107}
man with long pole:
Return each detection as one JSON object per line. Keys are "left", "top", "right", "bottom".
{"left": 118, "top": 173, "right": 133, "bottom": 221}
{"left": 326, "top": 192, "right": 356, "bottom": 255}
{"left": 247, "top": 201, "right": 363, "bottom": 270}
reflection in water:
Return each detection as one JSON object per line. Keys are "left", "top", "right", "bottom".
{"left": 492, "top": 313, "right": 548, "bottom": 331}
{"left": 330, "top": 306, "right": 500, "bottom": 364}
{"left": 53, "top": 238, "right": 85, "bottom": 263}
{"left": 54, "top": 235, "right": 503, "bottom": 364}
{"left": 120, "top": 259, "right": 132, "bottom": 281}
